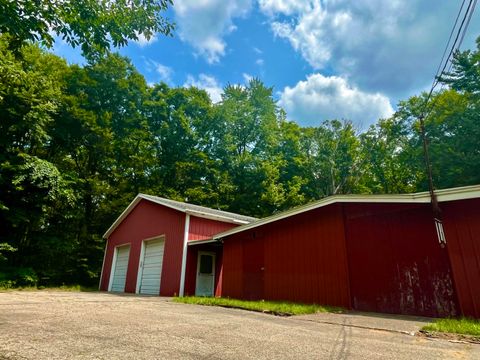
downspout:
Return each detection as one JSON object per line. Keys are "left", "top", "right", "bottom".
{"left": 179, "top": 213, "right": 190, "bottom": 296}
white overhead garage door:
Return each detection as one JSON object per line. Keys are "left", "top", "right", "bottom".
{"left": 110, "top": 245, "right": 130, "bottom": 292}
{"left": 138, "top": 238, "right": 165, "bottom": 295}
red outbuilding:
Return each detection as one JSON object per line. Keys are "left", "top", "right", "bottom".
{"left": 99, "top": 194, "right": 256, "bottom": 297}
{"left": 100, "top": 185, "right": 480, "bottom": 319}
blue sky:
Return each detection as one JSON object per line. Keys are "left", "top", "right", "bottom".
{"left": 52, "top": 0, "right": 480, "bottom": 129}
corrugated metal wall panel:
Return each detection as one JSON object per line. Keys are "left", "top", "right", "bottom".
{"left": 222, "top": 204, "right": 351, "bottom": 308}
{"left": 222, "top": 237, "right": 244, "bottom": 299}
{"left": 443, "top": 198, "right": 480, "bottom": 318}
{"left": 344, "top": 203, "right": 458, "bottom": 318}
{"left": 100, "top": 200, "right": 185, "bottom": 295}
{"left": 188, "top": 217, "right": 237, "bottom": 241}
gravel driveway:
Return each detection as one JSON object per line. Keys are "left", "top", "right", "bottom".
{"left": 0, "top": 291, "right": 478, "bottom": 359}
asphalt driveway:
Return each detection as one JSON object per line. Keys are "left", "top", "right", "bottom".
{"left": 0, "top": 291, "right": 478, "bottom": 359}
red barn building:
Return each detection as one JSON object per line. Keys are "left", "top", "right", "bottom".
{"left": 100, "top": 185, "right": 480, "bottom": 319}
{"left": 99, "top": 194, "right": 256, "bottom": 297}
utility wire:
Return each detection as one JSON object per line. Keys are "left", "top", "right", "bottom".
{"left": 459, "top": 0, "right": 478, "bottom": 51}
{"left": 429, "top": 0, "right": 475, "bottom": 101}
{"left": 429, "top": 0, "right": 477, "bottom": 110}
{"left": 432, "top": 0, "right": 467, "bottom": 88}
{"left": 417, "top": 0, "right": 477, "bottom": 233}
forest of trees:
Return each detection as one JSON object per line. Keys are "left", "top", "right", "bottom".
{"left": 1, "top": 3, "right": 479, "bottom": 287}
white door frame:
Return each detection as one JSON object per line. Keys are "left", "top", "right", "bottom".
{"left": 135, "top": 235, "right": 165, "bottom": 294}
{"left": 195, "top": 251, "right": 216, "bottom": 296}
{"left": 108, "top": 243, "right": 130, "bottom": 292}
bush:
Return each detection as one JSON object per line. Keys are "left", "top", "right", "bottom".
{"left": 0, "top": 267, "right": 38, "bottom": 288}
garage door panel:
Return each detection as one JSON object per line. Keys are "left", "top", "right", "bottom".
{"left": 139, "top": 239, "right": 164, "bottom": 295}
{"left": 110, "top": 246, "right": 130, "bottom": 292}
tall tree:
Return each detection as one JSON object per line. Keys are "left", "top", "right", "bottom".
{"left": 0, "top": 0, "right": 174, "bottom": 58}
{"left": 0, "top": 37, "right": 75, "bottom": 284}
{"left": 302, "top": 120, "right": 362, "bottom": 198}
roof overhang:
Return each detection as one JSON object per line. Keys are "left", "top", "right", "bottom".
{"left": 187, "top": 238, "right": 221, "bottom": 246}
{"left": 103, "top": 194, "right": 251, "bottom": 239}
{"left": 211, "top": 184, "right": 480, "bottom": 241}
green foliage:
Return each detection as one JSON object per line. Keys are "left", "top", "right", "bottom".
{"left": 172, "top": 296, "right": 343, "bottom": 316}
{"left": 422, "top": 318, "right": 480, "bottom": 337}
{"left": 0, "top": 33, "right": 479, "bottom": 287}
{"left": 0, "top": 267, "right": 38, "bottom": 287}
{"left": 0, "top": 243, "right": 16, "bottom": 262}
{"left": 0, "top": 0, "right": 174, "bottom": 59}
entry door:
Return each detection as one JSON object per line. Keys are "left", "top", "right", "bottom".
{"left": 110, "top": 245, "right": 130, "bottom": 292}
{"left": 195, "top": 252, "right": 215, "bottom": 296}
{"left": 138, "top": 238, "right": 165, "bottom": 295}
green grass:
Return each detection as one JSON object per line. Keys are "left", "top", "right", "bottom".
{"left": 422, "top": 318, "right": 480, "bottom": 337}
{"left": 172, "top": 296, "right": 343, "bottom": 316}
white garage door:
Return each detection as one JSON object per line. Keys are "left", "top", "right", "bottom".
{"left": 139, "top": 238, "right": 165, "bottom": 295}
{"left": 110, "top": 245, "right": 130, "bottom": 292}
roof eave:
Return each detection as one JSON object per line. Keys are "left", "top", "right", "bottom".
{"left": 102, "top": 196, "right": 144, "bottom": 239}
{"left": 103, "top": 194, "right": 255, "bottom": 239}
{"left": 212, "top": 185, "right": 480, "bottom": 240}
{"left": 187, "top": 238, "right": 220, "bottom": 246}
{"left": 185, "top": 209, "right": 252, "bottom": 224}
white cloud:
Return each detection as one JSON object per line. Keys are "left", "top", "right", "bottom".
{"left": 184, "top": 74, "right": 223, "bottom": 103}
{"left": 261, "top": 0, "right": 480, "bottom": 99}
{"left": 134, "top": 32, "right": 158, "bottom": 47}
{"left": 174, "top": 0, "right": 252, "bottom": 63}
{"left": 278, "top": 74, "right": 394, "bottom": 128}
{"left": 258, "top": 0, "right": 311, "bottom": 16}
{"left": 242, "top": 73, "right": 253, "bottom": 83}
{"left": 155, "top": 63, "right": 173, "bottom": 83}
{"left": 144, "top": 59, "right": 173, "bottom": 83}
{"left": 256, "top": 58, "right": 264, "bottom": 66}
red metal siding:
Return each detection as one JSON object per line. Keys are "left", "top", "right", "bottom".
{"left": 222, "top": 237, "right": 244, "bottom": 299}
{"left": 344, "top": 203, "right": 458, "bottom": 318}
{"left": 188, "top": 216, "right": 237, "bottom": 241}
{"left": 443, "top": 198, "right": 480, "bottom": 318}
{"left": 100, "top": 200, "right": 185, "bottom": 295}
{"left": 222, "top": 204, "right": 351, "bottom": 308}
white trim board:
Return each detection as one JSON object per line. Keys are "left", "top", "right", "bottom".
{"left": 188, "top": 238, "right": 220, "bottom": 246}
{"left": 178, "top": 214, "right": 190, "bottom": 297}
{"left": 98, "top": 238, "right": 109, "bottom": 290}
{"left": 211, "top": 184, "right": 480, "bottom": 241}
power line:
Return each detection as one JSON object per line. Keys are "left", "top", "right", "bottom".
{"left": 416, "top": 0, "right": 477, "bottom": 246}
{"left": 428, "top": 0, "right": 475, "bottom": 102}
{"left": 432, "top": 0, "right": 467, "bottom": 86}
{"left": 459, "top": 0, "right": 478, "bottom": 50}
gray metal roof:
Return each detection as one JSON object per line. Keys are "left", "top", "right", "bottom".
{"left": 103, "top": 193, "right": 257, "bottom": 238}
{"left": 139, "top": 194, "right": 257, "bottom": 223}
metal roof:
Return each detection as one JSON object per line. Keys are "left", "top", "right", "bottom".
{"left": 205, "top": 184, "right": 480, "bottom": 242}
{"left": 103, "top": 194, "right": 257, "bottom": 239}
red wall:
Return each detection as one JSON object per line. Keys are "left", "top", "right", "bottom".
{"left": 222, "top": 204, "right": 351, "bottom": 308}
{"left": 188, "top": 217, "right": 237, "bottom": 241}
{"left": 100, "top": 200, "right": 185, "bottom": 295}
{"left": 443, "top": 198, "right": 480, "bottom": 318}
{"left": 344, "top": 203, "right": 458, "bottom": 318}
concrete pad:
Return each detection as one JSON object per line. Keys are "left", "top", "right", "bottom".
{"left": 0, "top": 291, "right": 478, "bottom": 360}
{"left": 296, "top": 311, "right": 432, "bottom": 335}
